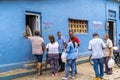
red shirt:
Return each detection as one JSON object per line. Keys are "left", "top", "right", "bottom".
{"left": 68, "top": 36, "right": 80, "bottom": 44}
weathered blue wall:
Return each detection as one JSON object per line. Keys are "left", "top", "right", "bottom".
{"left": 106, "top": 0, "right": 120, "bottom": 45}
{"left": 0, "top": 0, "right": 119, "bottom": 72}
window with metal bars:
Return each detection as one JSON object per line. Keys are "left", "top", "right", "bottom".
{"left": 68, "top": 19, "right": 88, "bottom": 34}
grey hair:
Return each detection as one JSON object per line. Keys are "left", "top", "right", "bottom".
{"left": 104, "top": 33, "right": 109, "bottom": 38}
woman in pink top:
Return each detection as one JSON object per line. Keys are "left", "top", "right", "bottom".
{"left": 24, "top": 30, "right": 45, "bottom": 76}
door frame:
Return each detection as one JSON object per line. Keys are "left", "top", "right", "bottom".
{"left": 107, "top": 20, "right": 117, "bottom": 46}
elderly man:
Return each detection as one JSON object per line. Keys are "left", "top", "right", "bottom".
{"left": 88, "top": 33, "right": 106, "bottom": 80}
{"left": 57, "top": 32, "right": 66, "bottom": 72}
{"left": 103, "top": 34, "right": 113, "bottom": 75}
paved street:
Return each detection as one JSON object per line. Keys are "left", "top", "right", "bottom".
{"left": 13, "top": 62, "right": 120, "bottom": 80}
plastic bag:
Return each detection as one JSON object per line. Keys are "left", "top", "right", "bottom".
{"left": 61, "top": 50, "right": 67, "bottom": 63}
{"left": 108, "top": 58, "right": 114, "bottom": 68}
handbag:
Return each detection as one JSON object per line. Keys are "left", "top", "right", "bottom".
{"left": 108, "top": 58, "right": 115, "bottom": 68}
{"left": 61, "top": 50, "right": 67, "bottom": 63}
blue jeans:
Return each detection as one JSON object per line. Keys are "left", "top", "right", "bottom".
{"left": 93, "top": 58, "right": 104, "bottom": 77}
{"left": 71, "top": 59, "right": 77, "bottom": 74}
{"left": 65, "top": 59, "right": 76, "bottom": 78}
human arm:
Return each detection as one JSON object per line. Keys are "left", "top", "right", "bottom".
{"left": 24, "top": 32, "right": 31, "bottom": 39}
{"left": 42, "top": 42, "right": 45, "bottom": 51}
{"left": 109, "top": 47, "right": 113, "bottom": 58}
{"left": 108, "top": 40, "right": 113, "bottom": 58}
{"left": 77, "top": 42, "right": 80, "bottom": 46}
{"left": 101, "top": 39, "right": 106, "bottom": 49}
{"left": 88, "top": 41, "right": 92, "bottom": 51}
{"left": 66, "top": 43, "right": 71, "bottom": 53}
{"left": 46, "top": 44, "right": 49, "bottom": 52}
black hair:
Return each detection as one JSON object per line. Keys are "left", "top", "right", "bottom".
{"left": 57, "top": 32, "right": 61, "bottom": 34}
{"left": 35, "top": 30, "right": 40, "bottom": 36}
{"left": 49, "top": 35, "right": 55, "bottom": 44}
{"left": 70, "top": 36, "right": 75, "bottom": 48}
{"left": 69, "top": 30, "right": 73, "bottom": 33}
{"left": 92, "top": 33, "right": 99, "bottom": 37}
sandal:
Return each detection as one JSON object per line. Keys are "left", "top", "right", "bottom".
{"left": 52, "top": 74, "right": 55, "bottom": 77}
{"left": 37, "top": 72, "right": 43, "bottom": 76}
{"left": 55, "top": 73, "right": 58, "bottom": 76}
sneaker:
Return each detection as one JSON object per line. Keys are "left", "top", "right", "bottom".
{"left": 107, "top": 72, "right": 112, "bottom": 75}
{"left": 104, "top": 71, "right": 107, "bottom": 73}
{"left": 62, "top": 77, "right": 68, "bottom": 80}
{"left": 100, "top": 76, "right": 103, "bottom": 79}
{"left": 59, "top": 69, "right": 64, "bottom": 72}
{"left": 71, "top": 76, "right": 75, "bottom": 79}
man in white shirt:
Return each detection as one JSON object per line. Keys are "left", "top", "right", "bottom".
{"left": 103, "top": 34, "right": 113, "bottom": 75}
{"left": 88, "top": 33, "right": 106, "bottom": 80}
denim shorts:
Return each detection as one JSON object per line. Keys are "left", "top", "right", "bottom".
{"left": 35, "top": 54, "right": 43, "bottom": 63}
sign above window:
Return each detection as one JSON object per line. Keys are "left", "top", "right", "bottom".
{"left": 108, "top": 10, "right": 116, "bottom": 19}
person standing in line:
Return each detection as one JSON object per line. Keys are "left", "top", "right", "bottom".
{"left": 88, "top": 33, "right": 106, "bottom": 80}
{"left": 103, "top": 34, "right": 113, "bottom": 75}
{"left": 46, "top": 35, "right": 59, "bottom": 77}
{"left": 69, "top": 31, "right": 80, "bottom": 46}
{"left": 62, "top": 36, "right": 78, "bottom": 80}
{"left": 68, "top": 30, "right": 80, "bottom": 74}
{"left": 57, "top": 32, "right": 66, "bottom": 72}
{"left": 24, "top": 30, "right": 45, "bottom": 76}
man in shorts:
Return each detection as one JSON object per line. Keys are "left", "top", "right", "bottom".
{"left": 24, "top": 30, "right": 45, "bottom": 76}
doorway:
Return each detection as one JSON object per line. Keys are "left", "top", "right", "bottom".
{"left": 108, "top": 21, "right": 114, "bottom": 45}
{"left": 25, "top": 13, "right": 40, "bottom": 36}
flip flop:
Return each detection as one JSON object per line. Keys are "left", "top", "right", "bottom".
{"left": 37, "top": 73, "right": 43, "bottom": 76}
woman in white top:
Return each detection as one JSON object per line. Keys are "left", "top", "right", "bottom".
{"left": 46, "top": 35, "right": 59, "bottom": 77}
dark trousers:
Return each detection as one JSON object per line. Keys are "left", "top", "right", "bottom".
{"left": 48, "top": 54, "right": 59, "bottom": 74}
{"left": 59, "top": 54, "right": 65, "bottom": 71}
{"left": 104, "top": 57, "right": 113, "bottom": 74}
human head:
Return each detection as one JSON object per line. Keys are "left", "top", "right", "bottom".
{"left": 69, "top": 30, "right": 74, "bottom": 37}
{"left": 35, "top": 30, "right": 40, "bottom": 36}
{"left": 104, "top": 33, "right": 109, "bottom": 40}
{"left": 57, "top": 32, "right": 62, "bottom": 38}
{"left": 92, "top": 33, "right": 99, "bottom": 38}
{"left": 48, "top": 35, "right": 55, "bottom": 43}
{"left": 70, "top": 35, "right": 74, "bottom": 42}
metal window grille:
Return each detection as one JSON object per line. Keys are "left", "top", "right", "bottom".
{"left": 69, "top": 19, "right": 88, "bottom": 34}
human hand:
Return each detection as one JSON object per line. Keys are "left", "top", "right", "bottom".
{"left": 24, "top": 32, "right": 28, "bottom": 38}
{"left": 24, "top": 32, "right": 27, "bottom": 36}
{"left": 109, "top": 55, "right": 113, "bottom": 58}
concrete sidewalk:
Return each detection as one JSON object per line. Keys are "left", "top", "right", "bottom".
{"left": 0, "top": 56, "right": 89, "bottom": 80}
{"left": 1, "top": 56, "right": 120, "bottom": 80}
{"left": 12, "top": 63, "right": 120, "bottom": 80}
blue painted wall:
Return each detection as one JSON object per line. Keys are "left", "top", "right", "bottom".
{"left": 106, "top": 0, "right": 120, "bottom": 45}
{"left": 0, "top": 0, "right": 119, "bottom": 72}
